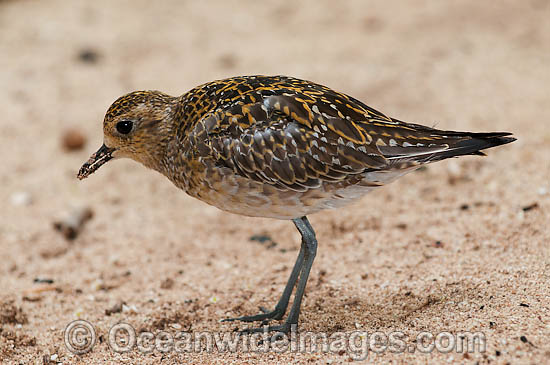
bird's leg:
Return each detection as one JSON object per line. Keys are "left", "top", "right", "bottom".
{"left": 222, "top": 230, "right": 306, "bottom": 323}
{"left": 240, "top": 216, "right": 318, "bottom": 335}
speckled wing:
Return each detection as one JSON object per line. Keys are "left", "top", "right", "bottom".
{"left": 184, "top": 93, "right": 390, "bottom": 192}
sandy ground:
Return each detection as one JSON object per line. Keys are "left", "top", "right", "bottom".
{"left": 1, "top": 0, "right": 549, "bottom": 363}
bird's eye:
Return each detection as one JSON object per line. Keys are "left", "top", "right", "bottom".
{"left": 115, "top": 120, "right": 133, "bottom": 135}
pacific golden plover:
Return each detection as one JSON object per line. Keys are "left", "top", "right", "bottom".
{"left": 78, "top": 75, "right": 515, "bottom": 334}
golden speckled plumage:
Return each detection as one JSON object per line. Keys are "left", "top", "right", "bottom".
{"left": 139, "top": 75, "right": 510, "bottom": 218}
{"left": 79, "top": 75, "right": 514, "bottom": 219}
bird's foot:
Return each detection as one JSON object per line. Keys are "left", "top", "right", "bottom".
{"left": 239, "top": 322, "right": 297, "bottom": 341}
{"left": 221, "top": 306, "right": 285, "bottom": 323}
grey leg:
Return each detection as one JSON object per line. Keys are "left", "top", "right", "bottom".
{"left": 239, "top": 216, "right": 318, "bottom": 335}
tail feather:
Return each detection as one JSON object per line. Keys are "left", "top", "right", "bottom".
{"left": 379, "top": 131, "right": 516, "bottom": 164}
{"left": 426, "top": 132, "right": 516, "bottom": 162}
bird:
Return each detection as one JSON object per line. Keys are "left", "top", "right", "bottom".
{"left": 77, "top": 75, "right": 515, "bottom": 335}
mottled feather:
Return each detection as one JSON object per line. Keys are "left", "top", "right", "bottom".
{"left": 83, "top": 75, "right": 514, "bottom": 219}
{"left": 177, "top": 76, "right": 513, "bottom": 196}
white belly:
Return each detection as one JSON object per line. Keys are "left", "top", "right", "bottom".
{"left": 186, "top": 168, "right": 414, "bottom": 220}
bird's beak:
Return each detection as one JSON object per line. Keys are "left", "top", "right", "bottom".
{"left": 77, "top": 144, "right": 115, "bottom": 180}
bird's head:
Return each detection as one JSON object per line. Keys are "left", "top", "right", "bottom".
{"left": 78, "top": 90, "right": 178, "bottom": 180}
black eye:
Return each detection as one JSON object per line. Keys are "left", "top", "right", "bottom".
{"left": 116, "top": 120, "right": 133, "bottom": 135}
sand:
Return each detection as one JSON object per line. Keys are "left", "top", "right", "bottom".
{"left": 1, "top": 0, "right": 549, "bottom": 363}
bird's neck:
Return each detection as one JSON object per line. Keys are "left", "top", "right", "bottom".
{"left": 138, "top": 102, "right": 181, "bottom": 175}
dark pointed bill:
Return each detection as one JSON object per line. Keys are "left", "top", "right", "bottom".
{"left": 77, "top": 144, "right": 115, "bottom": 180}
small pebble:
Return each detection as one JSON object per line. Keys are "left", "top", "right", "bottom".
{"left": 249, "top": 234, "right": 272, "bottom": 243}
{"left": 519, "top": 335, "right": 536, "bottom": 347}
{"left": 34, "top": 278, "right": 54, "bottom": 284}
{"left": 10, "top": 191, "right": 32, "bottom": 206}
{"left": 53, "top": 206, "right": 94, "bottom": 240}
{"left": 217, "top": 53, "right": 237, "bottom": 69}
{"left": 77, "top": 48, "right": 100, "bottom": 64}
{"left": 122, "top": 304, "right": 138, "bottom": 313}
{"left": 61, "top": 128, "right": 87, "bottom": 151}
{"left": 522, "top": 203, "right": 539, "bottom": 212}
{"left": 249, "top": 234, "right": 277, "bottom": 249}
{"left": 91, "top": 279, "right": 104, "bottom": 291}
{"left": 22, "top": 295, "right": 42, "bottom": 302}
{"left": 105, "top": 301, "right": 124, "bottom": 315}
{"left": 160, "top": 277, "right": 175, "bottom": 290}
